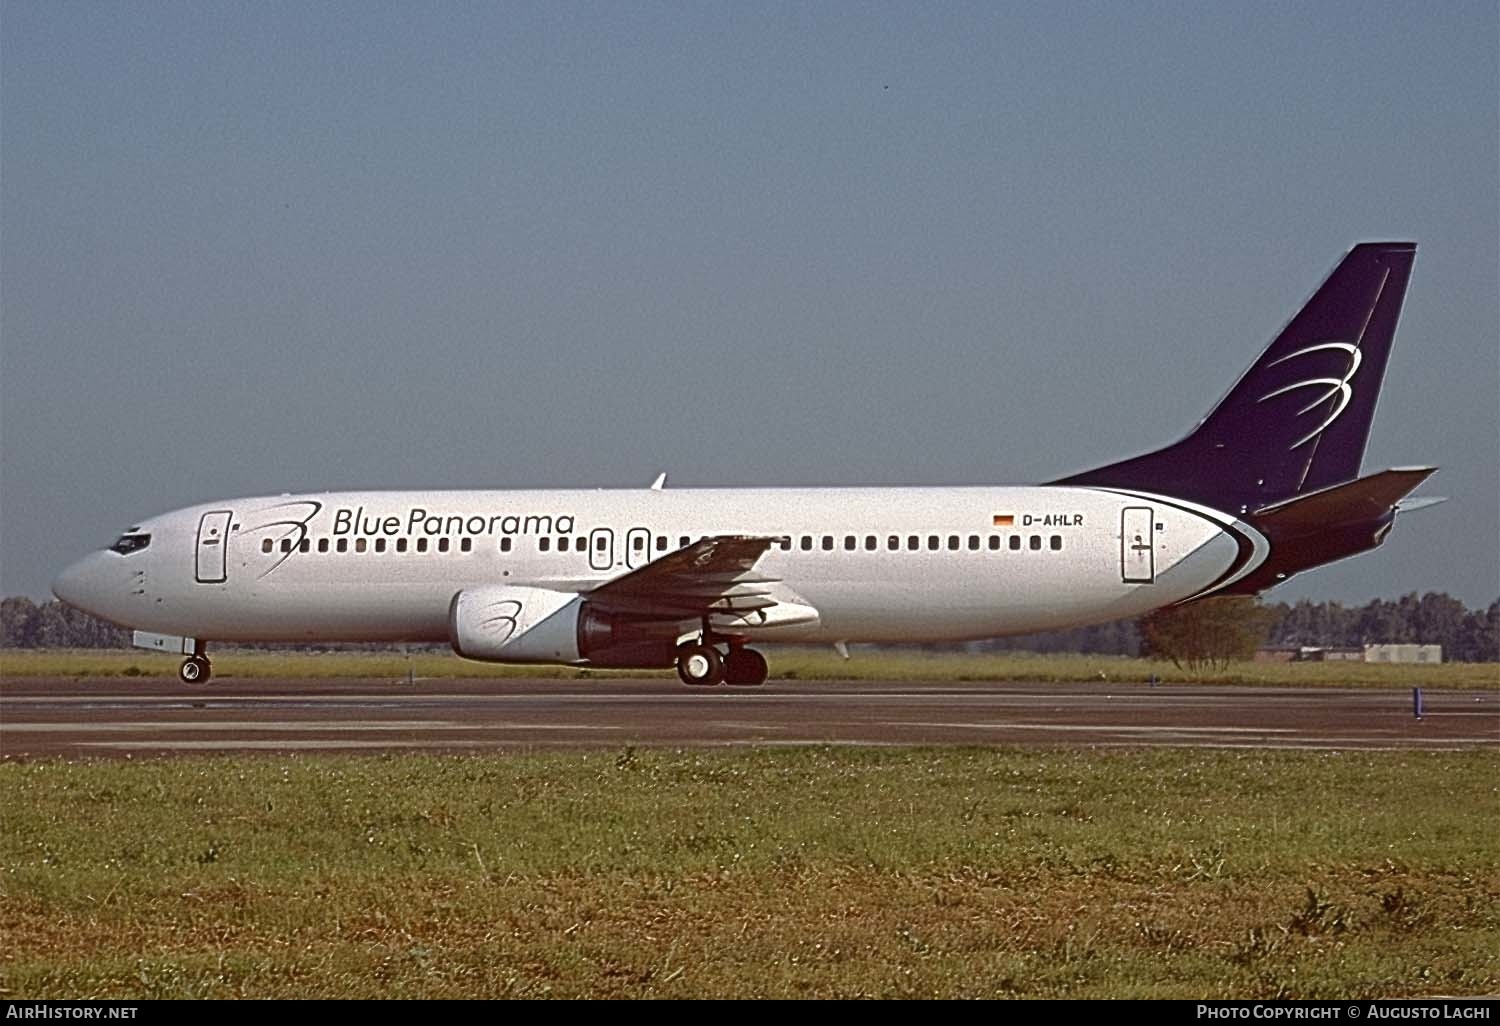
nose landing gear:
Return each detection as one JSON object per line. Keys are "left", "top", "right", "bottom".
{"left": 178, "top": 654, "right": 212, "bottom": 685}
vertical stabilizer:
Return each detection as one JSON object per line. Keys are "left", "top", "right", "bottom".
{"left": 1056, "top": 243, "right": 1416, "bottom": 512}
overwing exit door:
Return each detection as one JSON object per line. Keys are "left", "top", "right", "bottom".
{"left": 1121, "top": 507, "right": 1155, "bottom": 583}
{"left": 195, "top": 510, "right": 233, "bottom": 583}
{"left": 588, "top": 527, "right": 614, "bottom": 572}
{"left": 625, "top": 527, "right": 652, "bottom": 569}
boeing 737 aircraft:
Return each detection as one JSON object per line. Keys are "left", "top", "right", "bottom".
{"left": 54, "top": 243, "right": 1440, "bottom": 686}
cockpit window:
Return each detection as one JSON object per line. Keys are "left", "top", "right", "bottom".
{"left": 110, "top": 533, "right": 151, "bottom": 555}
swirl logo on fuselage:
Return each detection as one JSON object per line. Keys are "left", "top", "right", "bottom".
{"left": 1258, "top": 341, "right": 1361, "bottom": 450}
{"left": 249, "top": 500, "right": 324, "bottom": 578}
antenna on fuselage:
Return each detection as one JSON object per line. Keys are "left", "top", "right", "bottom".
{"left": 649, "top": 472, "right": 667, "bottom": 491}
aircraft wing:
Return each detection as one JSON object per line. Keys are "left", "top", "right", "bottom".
{"left": 585, "top": 535, "right": 818, "bottom": 627}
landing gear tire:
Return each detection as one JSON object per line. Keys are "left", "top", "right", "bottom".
{"left": 676, "top": 643, "right": 724, "bottom": 687}
{"left": 724, "top": 647, "right": 769, "bottom": 686}
{"left": 178, "top": 656, "right": 211, "bottom": 685}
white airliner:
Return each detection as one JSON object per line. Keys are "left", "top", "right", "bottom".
{"left": 54, "top": 243, "right": 1439, "bottom": 686}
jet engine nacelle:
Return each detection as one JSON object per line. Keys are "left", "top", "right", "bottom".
{"left": 449, "top": 585, "right": 582, "bottom": 663}
{"left": 448, "top": 586, "right": 677, "bottom": 668}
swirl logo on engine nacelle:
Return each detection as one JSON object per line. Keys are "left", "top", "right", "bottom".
{"left": 479, "top": 600, "right": 523, "bottom": 644}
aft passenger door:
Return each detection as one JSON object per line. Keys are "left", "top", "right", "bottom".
{"left": 1121, "top": 507, "right": 1155, "bottom": 583}
{"left": 195, "top": 510, "right": 233, "bottom": 583}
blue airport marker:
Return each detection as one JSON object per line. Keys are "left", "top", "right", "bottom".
{"left": 1413, "top": 687, "right": 1423, "bottom": 720}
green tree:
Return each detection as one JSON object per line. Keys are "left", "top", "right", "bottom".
{"left": 2, "top": 599, "right": 129, "bottom": 649}
{"left": 0, "top": 596, "right": 41, "bottom": 648}
{"left": 1414, "top": 592, "right": 1467, "bottom": 652}
{"left": 1140, "top": 597, "right": 1278, "bottom": 671}
{"left": 1455, "top": 601, "right": 1499, "bottom": 662}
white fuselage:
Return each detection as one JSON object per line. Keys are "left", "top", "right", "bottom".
{"left": 55, "top": 485, "right": 1265, "bottom": 655}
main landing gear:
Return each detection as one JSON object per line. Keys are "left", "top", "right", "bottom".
{"left": 178, "top": 654, "right": 212, "bottom": 685}
{"left": 675, "top": 628, "right": 769, "bottom": 688}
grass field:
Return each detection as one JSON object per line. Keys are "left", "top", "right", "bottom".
{"left": 2, "top": 747, "right": 1496, "bottom": 998}
{"left": 3, "top": 647, "right": 1496, "bottom": 688}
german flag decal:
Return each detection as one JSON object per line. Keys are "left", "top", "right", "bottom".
{"left": 992, "top": 514, "right": 1014, "bottom": 527}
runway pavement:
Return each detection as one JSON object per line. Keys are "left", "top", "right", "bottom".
{"left": 2, "top": 676, "right": 1496, "bottom": 759}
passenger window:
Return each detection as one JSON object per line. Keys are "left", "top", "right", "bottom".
{"left": 416, "top": 538, "right": 427, "bottom": 553}
{"left": 319, "top": 538, "right": 330, "bottom": 553}
{"left": 373, "top": 538, "right": 385, "bottom": 553}
{"left": 600, "top": 537, "right": 611, "bottom": 551}
{"left": 947, "top": 536, "right": 959, "bottom": 551}
{"left": 988, "top": 535, "right": 1001, "bottom": 550}
{"left": 656, "top": 536, "right": 667, "bottom": 552}
{"left": 539, "top": 537, "right": 550, "bottom": 552}
{"left": 395, "top": 538, "right": 405, "bottom": 553}
{"left": 557, "top": 537, "right": 569, "bottom": 552}
{"left": 632, "top": 535, "right": 644, "bottom": 552}
{"left": 438, "top": 538, "right": 450, "bottom": 553}
{"left": 928, "top": 536, "right": 939, "bottom": 550}
{"left": 356, "top": 538, "right": 368, "bottom": 553}
{"left": 280, "top": 539, "right": 293, "bottom": 553}
{"left": 1009, "top": 535, "right": 1021, "bottom": 551}
{"left": 300, "top": 539, "right": 312, "bottom": 553}
{"left": 908, "top": 535, "right": 919, "bottom": 550}
{"left": 967, "top": 535, "right": 979, "bottom": 550}
{"left": 461, "top": 538, "right": 473, "bottom": 552}
{"left": 801, "top": 536, "right": 813, "bottom": 551}
{"left": 499, "top": 537, "right": 511, "bottom": 552}
{"left": 262, "top": 539, "right": 274, "bottom": 554}
{"left": 680, "top": 536, "right": 690, "bottom": 548}
{"left": 1050, "top": 535, "right": 1062, "bottom": 551}
{"left": 1029, "top": 535, "right": 1041, "bottom": 550}
{"left": 865, "top": 535, "right": 877, "bottom": 551}
{"left": 844, "top": 536, "right": 856, "bottom": 551}
{"left": 338, "top": 538, "right": 349, "bottom": 553}
{"left": 888, "top": 535, "right": 900, "bottom": 551}
{"left": 821, "top": 536, "right": 833, "bottom": 551}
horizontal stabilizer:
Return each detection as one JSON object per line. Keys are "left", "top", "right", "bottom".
{"left": 1251, "top": 467, "right": 1436, "bottom": 534}
{"left": 1395, "top": 496, "right": 1447, "bottom": 514}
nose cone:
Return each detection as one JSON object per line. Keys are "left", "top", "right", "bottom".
{"left": 52, "top": 551, "right": 117, "bottom": 619}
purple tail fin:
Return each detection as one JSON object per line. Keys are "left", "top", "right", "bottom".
{"left": 1055, "top": 242, "right": 1417, "bottom": 514}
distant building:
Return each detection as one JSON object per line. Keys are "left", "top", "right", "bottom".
{"left": 1320, "top": 647, "right": 1367, "bottom": 662}
{"left": 1256, "top": 645, "right": 1406, "bottom": 663}
{"left": 1364, "top": 644, "right": 1442, "bottom": 664}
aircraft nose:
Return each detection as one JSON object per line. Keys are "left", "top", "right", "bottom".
{"left": 52, "top": 551, "right": 115, "bottom": 618}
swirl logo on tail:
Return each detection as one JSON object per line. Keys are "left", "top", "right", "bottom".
{"left": 1258, "top": 341, "right": 1361, "bottom": 449}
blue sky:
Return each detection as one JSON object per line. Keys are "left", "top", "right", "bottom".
{"left": 2, "top": 2, "right": 1496, "bottom": 605}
